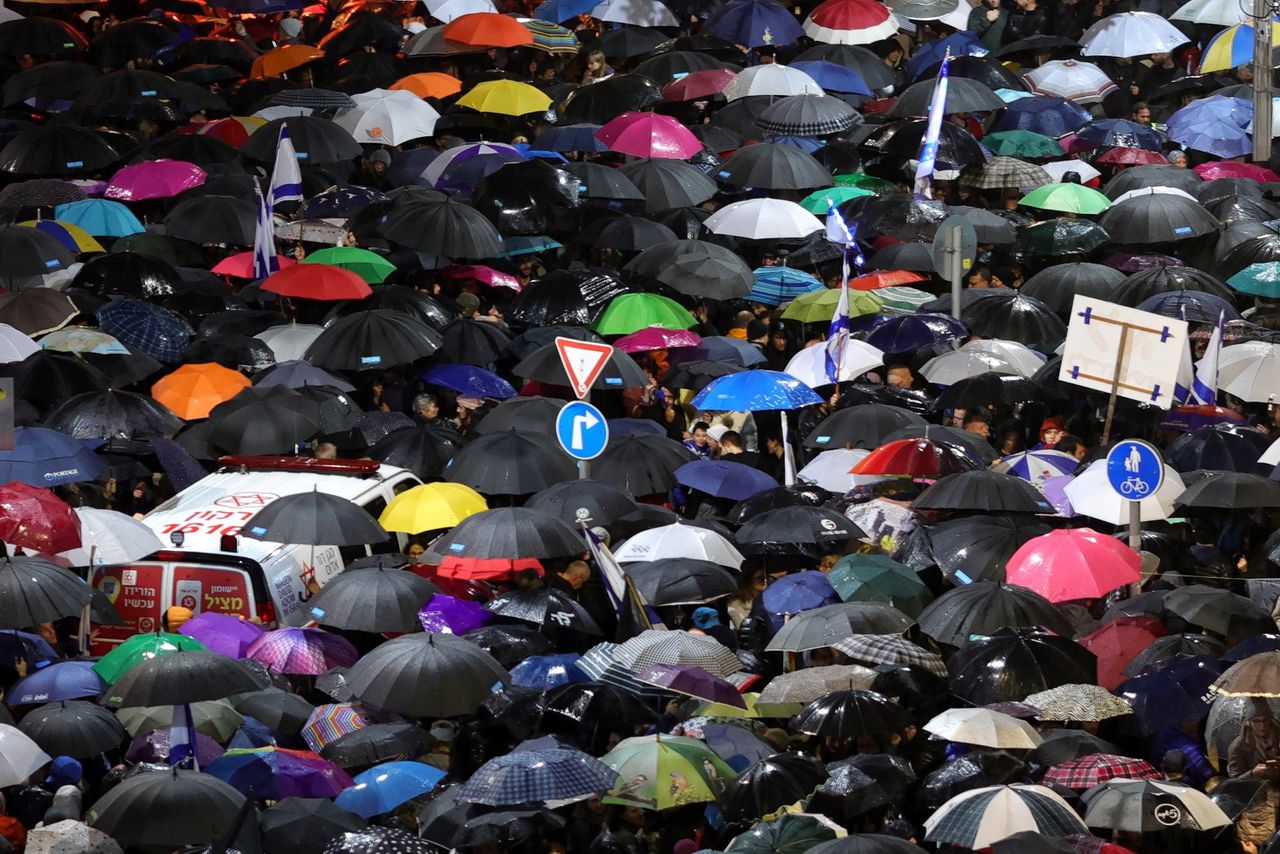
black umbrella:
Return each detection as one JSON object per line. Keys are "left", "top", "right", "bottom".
{"left": 45, "top": 389, "right": 182, "bottom": 440}
{"left": 632, "top": 49, "right": 725, "bottom": 83}
{"left": 164, "top": 195, "right": 256, "bottom": 245}
{"left": 623, "top": 240, "right": 753, "bottom": 300}
{"left": 485, "top": 587, "right": 602, "bottom": 635}
{"left": 0, "top": 177, "right": 87, "bottom": 210}
{"left": 908, "top": 515, "right": 1051, "bottom": 583}
{"left": 917, "top": 582, "right": 1073, "bottom": 646}
{"left": 1015, "top": 217, "right": 1110, "bottom": 257}
{"left": 527, "top": 479, "right": 638, "bottom": 528}
{"left": 593, "top": 26, "right": 668, "bottom": 56}
{"left": 591, "top": 214, "right": 678, "bottom": 252}
{"left": 758, "top": 94, "right": 861, "bottom": 136}
{"left": 663, "top": 359, "right": 745, "bottom": 392}
{"left": 0, "top": 223, "right": 77, "bottom": 282}
{"left": 241, "top": 491, "right": 388, "bottom": 547}
{"left": 88, "top": 769, "right": 246, "bottom": 849}
{"left": 792, "top": 688, "right": 908, "bottom": 742}
{"left": 951, "top": 206, "right": 1019, "bottom": 245}
{"left": 719, "top": 144, "right": 833, "bottom": 191}
{"left": 443, "top": 430, "right": 575, "bottom": 496}
{"left": 1164, "top": 584, "right": 1274, "bottom": 639}
{"left": 834, "top": 754, "right": 918, "bottom": 807}
{"left": 1175, "top": 471, "right": 1280, "bottom": 509}
{"left": 1020, "top": 262, "right": 1126, "bottom": 313}
{"left": 1099, "top": 194, "right": 1219, "bottom": 244}
{"left": 437, "top": 507, "right": 583, "bottom": 559}
{"left": 473, "top": 160, "right": 580, "bottom": 236}
{"left": 1123, "top": 633, "right": 1225, "bottom": 677}
{"left": 303, "top": 310, "right": 442, "bottom": 372}
{"left": 934, "top": 373, "right": 1044, "bottom": 412}
{"left": 241, "top": 116, "right": 361, "bottom": 165}
{"left": 17, "top": 700, "right": 126, "bottom": 759}
{"left": 306, "top": 567, "right": 439, "bottom": 634}
{"left": 323, "top": 827, "right": 434, "bottom": 853}
{"left": 0, "top": 17, "right": 86, "bottom": 60}
{"left": 960, "top": 292, "right": 1067, "bottom": 349}
{"left": 103, "top": 650, "right": 266, "bottom": 708}
{"left": 913, "top": 470, "right": 1053, "bottom": 514}
{"left": 1102, "top": 164, "right": 1202, "bottom": 199}
{"left": 540, "top": 681, "right": 655, "bottom": 752}
{"left": 368, "top": 424, "right": 465, "bottom": 480}
{"left": 183, "top": 334, "right": 276, "bottom": 373}
{"left": 1112, "top": 267, "right": 1234, "bottom": 309}
{"left": 726, "top": 484, "right": 833, "bottom": 525}
{"left": 0, "top": 124, "right": 119, "bottom": 177}
{"left": 948, "top": 628, "right": 1097, "bottom": 705}
{"left": 513, "top": 341, "right": 648, "bottom": 391}
{"left": 848, "top": 194, "right": 950, "bottom": 243}
{"left": 86, "top": 18, "right": 175, "bottom": 66}
{"left": 0, "top": 350, "right": 106, "bottom": 415}
{"left": 624, "top": 559, "right": 737, "bottom": 605}
{"left": 888, "top": 76, "right": 1005, "bottom": 118}
{"left": 508, "top": 270, "right": 632, "bottom": 327}
{"left": 382, "top": 199, "right": 504, "bottom": 258}
{"left": 346, "top": 633, "right": 509, "bottom": 718}
{"left": 709, "top": 95, "right": 776, "bottom": 136}
{"left": 364, "top": 287, "right": 455, "bottom": 332}
{"left": 918, "top": 750, "right": 1028, "bottom": 811}
{"left": 795, "top": 43, "right": 894, "bottom": 88}
{"left": 295, "top": 386, "right": 364, "bottom": 436}
{"left": 335, "top": 411, "right": 412, "bottom": 451}
{"left": 766, "top": 602, "right": 916, "bottom": 651}
{"left": 560, "top": 74, "right": 664, "bottom": 124}
{"left": 321, "top": 723, "right": 431, "bottom": 769}
{"left": 721, "top": 752, "right": 828, "bottom": 823}
{"left": 231, "top": 688, "right": 315, "bottom": 737}
{"left": 876, "top": 121, "right": 986, "bottom": 170}
{"left": 462, "top": 624, "right": 554, "bottom": 669}
{"left": 617, "top": 159, "right": 718, "bottom": 212}
{"left": 592, "top": 433, "right": 695, "bottom": 495}
{"left": 803, "top": 404, "right": 927, "bottom": 450}
{"left": 1033, "top": 729, "right": 1120, "bottom": 766}
{"left": 453, "top": 809, "right": 568, "bottom": 850}
{"left": 261, "top": 798, "right": 367, "bottom": 854}
{"left": 474, "top": 396, "right": 562, "bottom": 436}
{"left": 1165, "top": 424, "right": 1270, "bottom": 473}
{"left": 735, "top": 506, "right": 864, "bottom": 555}
{"left": 565, "top": 161, "right": 647, "bottom": 203}
{"left": 206, "top": 387, "right": 321, "bottom": 455}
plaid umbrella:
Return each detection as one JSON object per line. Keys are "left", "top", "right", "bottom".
{"left": 95, "top": 299, "right": 193, "bottom": 363}
{"left": 459, "top": 748, "right": 619, "bottom": 805}
{"left": 301, "top": 702, "right": 399, "bottom": 753}
{"left": 833, "top": 634, "right": 948, "bottom": 677}
{"left": 924, "top": 784, "right": 1089, "bottom": 848}
{"left": 1022, "top": 684, "right": 1134, "bottom": 721}
{"left": 963, "top": 156, "right": 1053, "bottom": 191}
{"left": 246, "top": 628, "right": 359, "bottom": 676}
{"left": 1042, "top": 753, "right": 1159, "bottom": 789}
{"left": 612, "top": 630, "right": 741, "bottom": 677}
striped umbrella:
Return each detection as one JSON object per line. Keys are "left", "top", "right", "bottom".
{"left": 1023, "top": 683, "right": 1134, "bottom": 721}
{"left": 301, "top": 702, "right": 398, "bottom": 753}
{"left": 803, "top": 0, "right": 898, "bottom": 44}
{"left": 833, "top": 634, "right": 947, "bottom": 676}
{"left": 924, "top": 784, "right": 1088, "bottom": 848}
{"left": 1025, "top": 60, "right": 1117, "bottom": 104}
{"left": 1199, "top": 20, "right": 1280, "bottom": 73}
{"left": 17, "top": 220, "right": 103, "bottom": 254}
{"left": 748, "top": 266, "right": 824, "bottom": 305}
{"left": 518, "top": 17, "right": 579, "bottom": 53}
{"left": 993, "top": 450, "right": 1079, "bottom": 490}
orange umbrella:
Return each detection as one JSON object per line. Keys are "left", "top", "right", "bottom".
{"left": 850, "top": 270, "right": 928, "bottom": 290}
{"left": 390, "top": 72, "right": 464, "bottom": 99}
{"left": 251, "top": 44, "right": 325, "bottom": 78}
{"left": 152, "top": 363, "right": 252, "bottom": 421}
{"left": 442, "top": 13, "right": 534, "bottom": 47}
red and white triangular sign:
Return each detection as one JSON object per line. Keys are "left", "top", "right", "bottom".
{"left": 555, "top": 336, "right": 614, "bottom": 399}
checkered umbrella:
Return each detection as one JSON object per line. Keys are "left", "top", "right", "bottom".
{"left": 0, "top": 179, "right": 87, "bottom": 209}
{"left": 301, "top": 702, "right": 399, "bottom": 753}
{"left": 1042, "top": 753, "right": 1159, "bottom": 789}
{"left": 613, "top": 630, "right": 741, "bottom": 678}
{"left": 267, "top": 88, "right": 357, "bottom": 111}
{"left": 834, "top": 634, "right": 947, "bottom": 677}
{"left": 924, "top": 784, "right": 1089, "bottom": 849}
{"left": 246, "top": 628, "right": 359, "bottom": 677}
{"left": 756, "top": 93, "right": 860, "bottom": 136}
{"left": 95, "top": 299, "right": 193, "bottom": 363}
{"left": 1023, "top": 684, "right": 1134, "bottom": 722}
{"left": 962, "top": 156, "right": 1053, "bottom": 192}
{"left": 459, "top": 748, "right": 619, "bottom": 805}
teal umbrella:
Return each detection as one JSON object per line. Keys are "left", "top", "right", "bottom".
{"left": 54, "top": 199, "right": 144, "bottom": 238}
{"left": 1228, "top": 262, "right": 1280, "bottom": 298}
{"left": 827, "top": 553, "right": 933, "bottom": 617}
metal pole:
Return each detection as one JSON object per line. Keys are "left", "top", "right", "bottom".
{"left": 1128, "top": 499, "right": 1142, "bottom": 597}
{"left": 948, "top": 226, "right": 963, "bottom": 322}
{"left": 578, "top": 391, "right": 591, "bottom": 480}
{"left": 1255, "top": 0, "right": 1273, "bottom": 163}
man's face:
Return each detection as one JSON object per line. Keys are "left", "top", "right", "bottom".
{"left": 1133, "top": 108, "right": 1151, "bottom": 125}
{"left": 966, "top": 420, "right": 991, "bottom": 438}
{"left": 967, "top": 273, "right": 990, "bottom": 289}
{"left": 420, "top": 400, "right": 439, "bottom": 419}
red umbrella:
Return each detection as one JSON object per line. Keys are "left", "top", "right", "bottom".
{"left": 260, "top": 264, "right": 372, "bottom": 301}
{"left": 850, "top": 270, "right": 928, "bottom": 290}
{"left": 1005, "top": 528, "right": 1141, "bottom": 603}
{"left": 1193, "top": 161, "right": 1280, "bottom": 182}
{"left": 662, "top": 69, "right": 736, "bottom": 102}
{"left": 802, "top": 0, "right": 897, "bottom": 44}
{"left": 1078, "top": 616, "right": 1166, "bottom": 690}
{"left": 1042, "top": 753, "right": 1160, "bottom": 789}
{"left": 851, "top": 438, "right": 975, "bottom": 478}
{"left": 212, "top": 251, "right": 297, "bottom": 279}
{"left": 0, "top": 482, "right": 81, "bottom": 554}
{"left": 436, "top": 556, "right": 544, "bottom": 581}
{"left": 1094, "top": 147, "right": 1168, "bottom": 166}
{"left": 1158, "top": 404, "right": 1245, "bottom": 433}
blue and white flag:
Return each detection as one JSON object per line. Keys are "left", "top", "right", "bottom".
{"left": 270, "top": 124, "right": 303, "bottom": 207}
{"left": 1191, "top": 310, "right": 1224, "bottom": 406}
{"left": 582, "top": 524, "right": 664, "bottom": 637}
{"left": 251, "top": 182, "right": 278, "bottom": 280}
{"left": 913, "top": 52, "right": 950, "bottom": 198}
{"left": 168, "top": 702, "right": 201, "bottom": 770}
{"left": 824, "top": 199, "right": 856, "bottom": 384}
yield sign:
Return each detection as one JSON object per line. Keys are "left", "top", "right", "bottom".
{"left": 555, "top": 336, "right": 614, "bottom": 399}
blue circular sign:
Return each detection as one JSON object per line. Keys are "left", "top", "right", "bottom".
{"left": 555, "top": 401, "right": 609, "bottom": 461}
{"left": 1105, "top": 439, "right": 1164, "bottom": 500}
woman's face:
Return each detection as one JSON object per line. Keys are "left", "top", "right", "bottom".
{"left": 770, "top": 332, "right": 787, "bottom": 351}
{"left": 407, "top": 544, "right": 425, "bottom": 562}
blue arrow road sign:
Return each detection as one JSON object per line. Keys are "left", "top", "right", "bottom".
{"left": 1105, "top": 439, "right": 1164, "bottom": 500}
{"left": 556, "top": 400, "right": 609, "bottom": 461}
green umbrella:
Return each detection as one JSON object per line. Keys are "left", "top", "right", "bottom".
{"left": 833, "top": 173, "right": 897, "bottom": 194}
{"left": 876, "top": 286, "right": 935, "bottom": 312}
{"left": 983, "top": 130, "right": 1065, "bottom": 158}
{"left": 725, "top": 813, "right": 845, "bottom": 854}
{"left": 1015, "top": 217, "right": 1110, "bottom": 257}
{"left": 827, "top": 553, "right": 933, "bottom": 617}
{"left": 1019, "top": 184, "right": 1111, "bottom": 215}
{"left": 115, "top": 698, "right": 243, "bottom": 740}
{"left": 800, "top": 186, "right": 875, "bottom": 213}
{"left": 601, "top": 734, "right": 735, "bottom": 810}
{"left": 93, "top": 632, "right": 206, "bottom": 684}
{"left": 303, "top": 246, "right": 397, "bottom": 285}
{"left": 592, "top": 293, "right": 697, "bottom": 335}
{"left": 781, "top": 288, "right": 883, "bottom": 323}
{"left": 1228, "top": 262, "right": 1280, "bottom": 298}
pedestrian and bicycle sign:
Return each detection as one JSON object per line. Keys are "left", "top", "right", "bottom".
{"left": 1105, "top": 439, "right": 1164, "bottom": 499}
{"left": 556, "top": 400, "right": 609, "bottom": 461}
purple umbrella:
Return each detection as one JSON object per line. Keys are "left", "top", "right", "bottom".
{"left": 418, "top": 594, "right": 494, "bottom": 635}
{"left": 1040, "top": 475, "right": 1076, "bottom": 518}
{"left": 636, "top": 663, "right": 747, "bottom": 709}
{"left": 180, "top": 611, "right": 266, "bottom": 658}
{"left": 205, "top": 746, "right": 355, "bottom": 799}
{"left": 246, "top": 628, "right": 359, "bottom": 676}
{"left": 126, "top": 729, "right": 225, "bottom": 766}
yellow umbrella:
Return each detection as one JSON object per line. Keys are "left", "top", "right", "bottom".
{"left": 17, "top": 220, "right": 104, "bottom": 254}
{"left": 379, "top": 482, "right": 488, "bottom": 534}
{"left": 456, "top": 80, "right": 552, "bottom": 116}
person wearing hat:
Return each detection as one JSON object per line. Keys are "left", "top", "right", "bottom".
{"left": 276, "top": 16, "right": 303, "bottom": 43}
{"left": 1230, "top": 699, "right": 1280, "bottom": 845}
{"left": 689, "top": 607, "right": 736, "bottom": 650}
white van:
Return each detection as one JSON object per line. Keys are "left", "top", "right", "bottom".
{"left": 90, "top": 456, "right": 420, "bottom": 651}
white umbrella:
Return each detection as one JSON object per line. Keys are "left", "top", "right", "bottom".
{"left": 993, "top": 450, "right": 1080, "bottom": 491}
{"left": 1172, "top": 0, "right": 1248, "bottom": 26}
{"left": 797, "top": 449, "right": 890, "bottom": 493}
{"left": 705, "top": 198, "right": 823, "bottom": 240}
{"left": 27, "top": 820, "right": 124, "bottom": 854}
{"left": 1110, "top": 186, "right": 1198, "bottom": 206}
{"left": 60, "top": 508, "right": 164, "bottom": 566}
{"left": 255, "top": 323, "right": 325, "bottom": 362}
{"left": 784, "top": 336, "right": 884, "bottom": 389}
{"left": 924, "top": 708, "right": 1044, "bottom": 749}
{"left": 0, "top": 4, "right": 21, "bottom": 22}
{"left": 920, "top": 350, "right": 1023, "bottom": 384}
{"left": 1063, "top": 459, "right": 1184, "bottom": 524}
{"left": 614, "top": 522, "right": 744, "bottom": 568}
{"left": 723, "top": 64, "right": 824, "bottom": 101}
{"left": 1080, "top": 12, "right": 1190, "bottom": 57}
{"left": 1041, "top": 160, "right": 1101, "bottom": 183}
{"left": 961, "top": 339, "right": 1046, "bottom": 375}
{"left": 0, "top": 322, "right": 38, "bottom": 363}
{"left": 0, "top": 724, "right": 51, "bottom": 786}
{"left": 1260, "top": 435, "right": 1280, "bottom": 466}
{"left": 426, "top": 0, "right": 497, "bottom": 22}
{"left": 1082, "top": 779, "right": 1231, "bottom": 831}
{"left": 1218, "top": 341, "right": 1280, "bottom": 402}
{"left": 1024, "top": 60, "right": 1117, "bottom": 104}
{"left": 335, "top": 89, "right": 441, "bottom": 146}
{"left": 925, "top": 784, "right": 1088, "bottom": 849}
{"left": 590, "top": 0, "right": 679, "bottom": 26}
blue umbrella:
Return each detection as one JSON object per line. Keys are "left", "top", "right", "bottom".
{"left": 691, "top": 370, "right": 824, "bottom": 411}
{"left": 906, "top": 31, "right": 985, "bottom": 80}
{"left": 96, "top": 299, "right": 193, "bottom": 363}
{"left": 500, "top": 235, "right": 562, "bottom": 257}
{"left": 675, "top": 459, "right": 778, "bottom": 500}
{"left": 681, "top": 336, "right": 768, "bottom": 367}
{"left": 458, "top": 748, "right": 618, "bottom": 805}
{"left": 762, "top": 571, "right": 838, "bottom": 627}
{"left": 1113, "top": 654, "right": 1222, "bottom": 736}
{"left": 335, "top": 761, "right": 447, "bottom": 818}
{"left": 53, "top": 199, "right": 144, "bottom": 238}
{"left": 748, "top": 267, "right": 823, "bottom": 306}
{"left": 0, "top": 427, "right": 106, "bottom": 486}
{"left": 704, "top": 0, "right": 805, "bottom": 47}
{"left": 511, "top": 654, "right": 590, "bottom": 690}
{"left": 7, "top": 660, "right": 105, "bottom": 706}
{"left": 387, "top": 148, "right": 440, "bottom": 188}
{"left": 761, "top": 135, "right": 824, "bottom": 154}
{"left": 533, "top": 0, "right": 596, "bottom": 21}
{"left": 421, "top": 364, "right": 517, "bottom": 399}
{"left": 1077, "top": 118, "right": 1165, "bottom": 150}
{"left": 0, "top": 630, "right": 57, "bottom": 668}
{"left": 789, "top": 61, "right": 872, "bottom": 96}
{"left": 302, "top": 187, "right": 388, "bottom": 220}
{"left": 987, "top": 96, "right": 1093, "bottom": 138}
{"left": 701, "top": 723, "right": 776, "bottom": 772}
{"left": 1167, "top": 96, "right": 1253, "bottom": 158}
{"left": 865, "top": 314, "right": 968, "bottom": 352}
{"left": 534, "top": 124, "right": 609, "bottom": 153}
{"left": 256, "top": 360, "right": 356, "bottom": 392}
{"left": 1136, "top": 290, "right": 1242, "bottom": 324}
{"left": 227, "top": 715, "right": 278, "bottom": 750}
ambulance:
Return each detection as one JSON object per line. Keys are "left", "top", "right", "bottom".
{"left": 90, "top": 456, "right": 420, "bottom": 652}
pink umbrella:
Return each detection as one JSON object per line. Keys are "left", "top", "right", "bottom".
{"left": 105, "top": 159, "right": 207, "bottom": 201}
{"left": 212, "top": 251, "right": 298, "bottom": 279}
{"left": 1193, "top": 161, "right": 1280, "bottom": 182}
{"left": 439, "top": 264, "right": 522, "bottom": 291}
{"left": 614, "top": 326, "right": 702, "bottom": 352}
{"left": 662, "top": 68, "right": 736, "bottom": 102}
{"left": 246, "top": 627, "right": 359, "bottom": 676}
{"left": 1005, "top": 527, "right": 1141, "bottom": 603}
{"left": 595, "top": 112, "right": 703, "bottom": 159}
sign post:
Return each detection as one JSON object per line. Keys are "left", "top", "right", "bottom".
{"left": 931, "top": 215, "right": 977, "bottom": 322}
{"left": 1106, "top": 439, "right": 1164, "bottom": 596}
{"left": 0, "top": 379, "right": 12, "bottom": 452}
{"left": 554, "top": 337, "right": 615, "bottom": 478}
